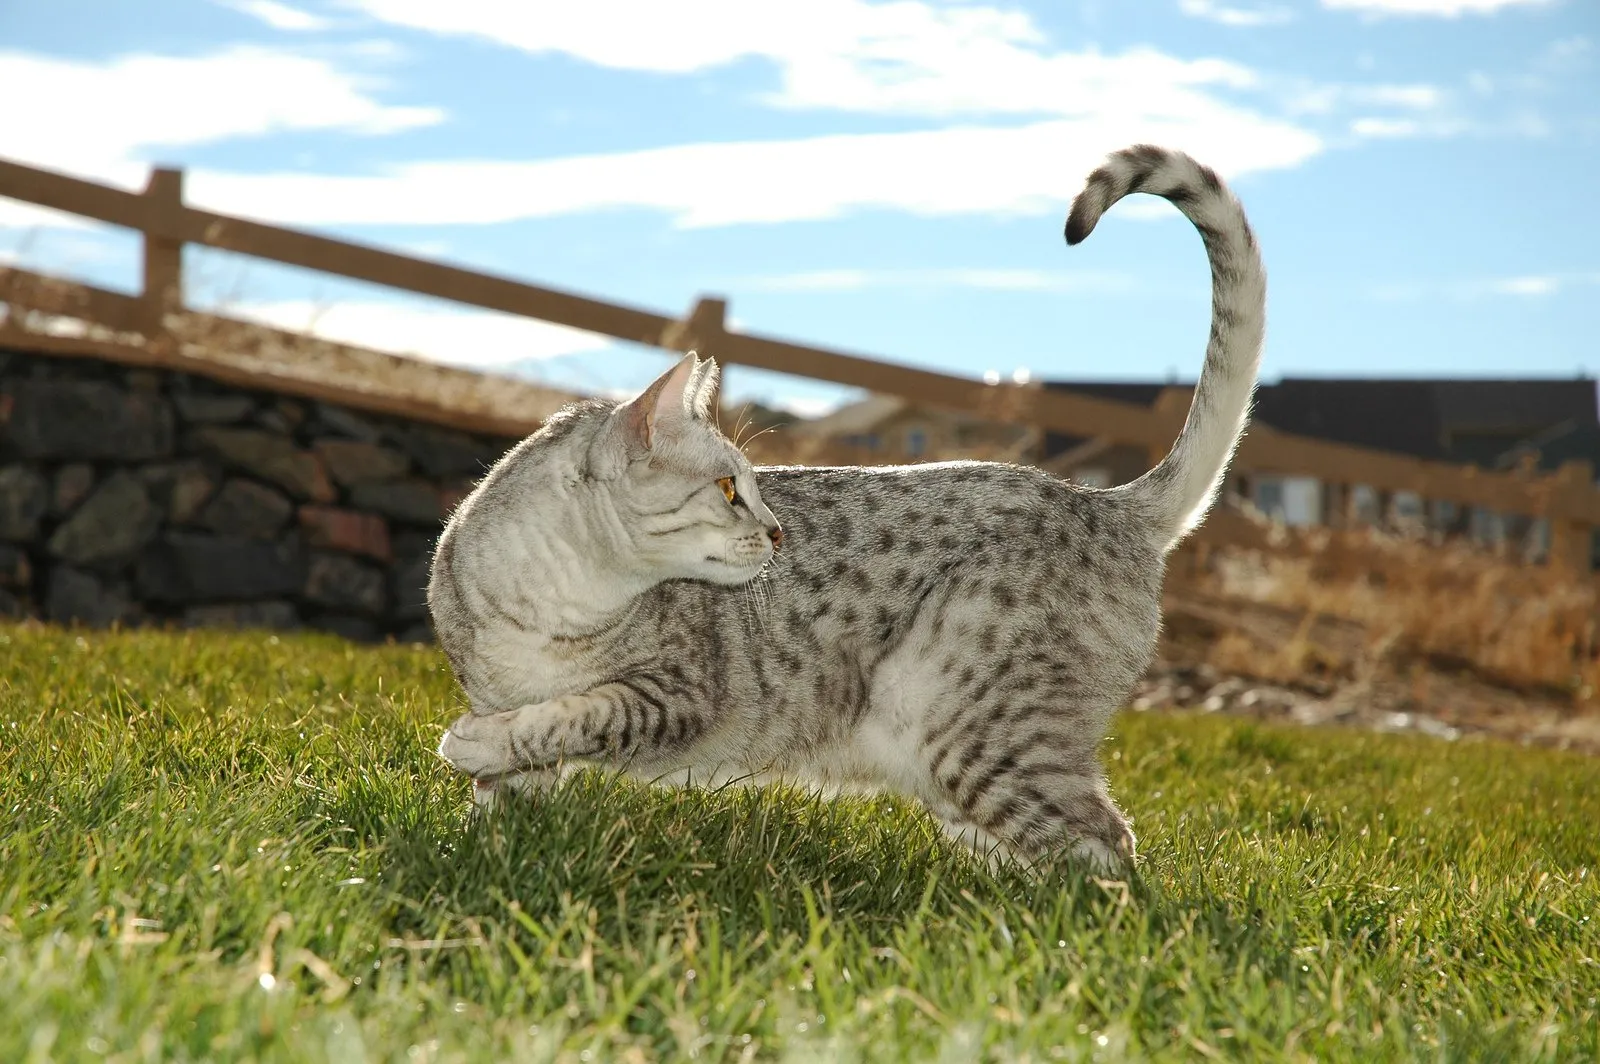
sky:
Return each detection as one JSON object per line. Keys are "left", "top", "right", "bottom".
{"left": 1, "top": 0, "right": 1596, "bottom": 416}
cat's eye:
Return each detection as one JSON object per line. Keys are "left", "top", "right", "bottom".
{"left": 717, "top": 477, "right": 738, "bottom": 504}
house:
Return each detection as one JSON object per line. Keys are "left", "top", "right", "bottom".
{"left": 789, "top": 394, "right": 1041, "bottom": 462}
{"left": 1040, "top": 376, "right": 1600, "bottom": 542}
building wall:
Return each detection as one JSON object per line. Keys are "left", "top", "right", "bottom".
{"left": 0, "top": 346, "right": 526, "bottom": 641}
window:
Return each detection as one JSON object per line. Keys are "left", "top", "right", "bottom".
{"left": 905, "top": 428, "right": 927, "bottom": 457}
{"left": 1253, "top": 477, "right": 1285, "bottom": 520}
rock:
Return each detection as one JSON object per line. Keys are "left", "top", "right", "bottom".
{"left": 0, "top": 465, "right": 49, "bottom": 540}
{"left": 274, "top": 399, "right": 306, "bottom": 427}
{"left": 47, "top": 472, "right": 161, "bottom": 566}
{"left": 0, "top": 543, "right": 30, "bottom": 587}
{"left": 309, "top": 614, "right": 382, "bottom": 642}
{"left": 388, "top": 423, "right": 503, "bottom": 478}
{"left": 310, "top": 403, "right": 384, "bottom": 442}
{"left": 391, "top": 549, "right": 432, "bottom": 621}
{"left": 197, "top": 479, "right": 293, "bottom": 538}
{"left": 51, "top": 464, "right": 95, "bottom": 516}
{"left": 298, "top": 505, "right": 391, "bottom": 561}
{"left": 46, "top": 566, "right": 138, "bottom": 627}
{"left": 183, "top": 600, "right": 300, "bottom": 630}
{"left": 313, "top": 439, "right": 410, "bottom": 486}
{"left": 303, "top": 551, "right": 386, "bottom": 615}
{"left": 139, "top": 461, "right": 217, "bottom": 523}
{"left": 397, "top": 621, "right": 434, "bottom": 644}
{"left": 191, "top": 427, "right": 335, "bottom": 501}
{"left": 255, "top": 409, "right": 296, "bottom": 434}
{"left": 349, "top": 479, "right": 441, "bottom": 525}
{"left": 137, "top": 533, "right": 305, "bottom": 602}
{"left": 254, "top": 401, "right": 306, "bottom": 434}
{"left": 393, "top": 530, "right": 439, "bottom": 559}
{"left": 0, "top": 587, "right": 24, "bottom": 619}
{"left": 3, "top": 380, "right": 173, "bottom": 460}
{"left": 173, "top": 392, "right": 256, "bottom": 424}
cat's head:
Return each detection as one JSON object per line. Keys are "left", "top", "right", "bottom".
{"left": 523, "top": 352, "right": 782, "bottom": 588}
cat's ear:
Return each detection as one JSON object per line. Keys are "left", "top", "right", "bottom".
{"left": 619, "top": 352, "right": 701, "bottom": 453}
{"left": 685, "top": 356, "right": 721, "bottom": 421}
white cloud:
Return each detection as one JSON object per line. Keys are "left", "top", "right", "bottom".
{"left": 1322, "top": 0, "right": 1553, "bottom": 16}
{"left": 0, "top": 46, "right": 441, "bottom": 228}
{"left": 1373, "top": 272, "right": 1600, "bottom": 300}
{"left": 1289, "top": 82, "right": 1446, "bottom": 115}
{"left": 215, "top": 299, "right": 614, "bottom": 366}
{"left": 348, "top": 0, "right": 1260, "bottom": 118}
{"left": 1178, "top": 0, "right": 1294, "bottom": 27}
{"left": 742, "top": 267, "right": 1135, "bottom": 294}
{"left": 188, "top": 114, "right": 1322, "bottom": 229}
{"left": 215, "top": 0, "right": 333, "bottom": 31}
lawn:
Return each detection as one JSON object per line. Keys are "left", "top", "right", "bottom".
{"left": 1, "top": 624, "right": 1596, "bottom": 1062}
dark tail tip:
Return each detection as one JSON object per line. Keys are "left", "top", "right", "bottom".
{"left": 1064, "top": 203, "right": 1095, "bottom": 246}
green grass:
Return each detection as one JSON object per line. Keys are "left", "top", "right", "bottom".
{"left": 1, "top": 625, "right": 1597, "bottom": 1063}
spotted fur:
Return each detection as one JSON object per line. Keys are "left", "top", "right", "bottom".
{"left": 429, "top": 144, "right": 1265, "bottom": 873}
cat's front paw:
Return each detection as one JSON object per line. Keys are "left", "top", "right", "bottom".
{"left": 438, "top": 709, "right": 520, "bottom": 779}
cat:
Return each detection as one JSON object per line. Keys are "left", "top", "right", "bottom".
{"left": 428, "top": 143, "right": 1264, "bottom": 872}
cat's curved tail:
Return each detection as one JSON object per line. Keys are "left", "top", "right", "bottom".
{"left": 1067, "top": 144, "right": 1265, "bottom": 553}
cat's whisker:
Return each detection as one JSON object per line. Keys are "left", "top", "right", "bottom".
{"left": 736, "top": 424, "right": 780, "bottom": 456}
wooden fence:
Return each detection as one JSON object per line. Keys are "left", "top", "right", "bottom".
{"left": 1, "top": 155, "right": 1596, "bottom": 569}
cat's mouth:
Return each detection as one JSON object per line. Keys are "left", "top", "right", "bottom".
{"left": 702, "top": 553, "right": 773, "bottom": 584}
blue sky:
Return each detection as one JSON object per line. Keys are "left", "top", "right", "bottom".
{"left": 1, "top": 0, "right": 1596, "bottom": 415}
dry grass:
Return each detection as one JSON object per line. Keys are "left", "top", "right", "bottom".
{"left": 1195, "top": 524, "right": 1600, "bottom": 707}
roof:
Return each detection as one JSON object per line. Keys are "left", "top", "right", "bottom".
{"left": 1041, "top": 376, "right": 1599, "bottom": 465}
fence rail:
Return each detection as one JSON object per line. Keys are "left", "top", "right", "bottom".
{"left": 1, "top": 155, "right": 1595, "bottom": 568}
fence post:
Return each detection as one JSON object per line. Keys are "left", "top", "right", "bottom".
{"left": 140, "top": 167, "right": 185, "bottom": 339}
{"left": 1548, "top": 460, "right": 1595, "bottom": 574}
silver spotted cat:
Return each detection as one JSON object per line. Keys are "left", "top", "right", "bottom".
{"left": 428, "top": 144, "right": 1265, "bottom": 872}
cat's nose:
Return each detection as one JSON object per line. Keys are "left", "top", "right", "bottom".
{"left": 768, "top": 526, "right": 784, "bottom": 552}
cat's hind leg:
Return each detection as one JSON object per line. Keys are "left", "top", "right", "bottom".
{"left": 920, "top": 716, "right": 1136, "bottom": 876}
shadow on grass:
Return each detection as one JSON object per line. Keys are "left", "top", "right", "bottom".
{"left": 333, "top": 768, "right": 1191, "bottom": 950}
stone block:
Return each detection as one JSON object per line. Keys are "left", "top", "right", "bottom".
{"left": 46, "top": 566, "right": 139, "bottom": 627}
{"left": 314, "top": 439, "right": 409, "bottom": 486}
{"left": 303, "top": 551, "right": 386, "bottom": 615}
{"left": 197, "top": 479, "right": 293, "bottom": 538}
{"left": 51, "top": 463, "right": 95, "bottom": 516}
{"left": 183, "top": 600, "right": 300, "bottom": 630}
{"left": 137, "top": 533, "right": 306, "bottom": 602}
{"left": 173, "top": 393, "right": 256, "bottom": 424}
{"left": 349, "top": 479, "right": 441, "bottom": 525}
{"left": 388, "top": 423, "right": 504, "bottom": 478}
{"left": 0, "top": 543, "right": 30, "bottom": 587}
{"left": 0, "top": 465, "right": 48, "bottom": 540}
{"left": 191, "top": 427, "right": 335, "bottom": 501}
{"left": 309, "top": 614, "right": 382, "bottom": 642}
{"left": 47, "top": 472, "right": 161, "bottom": 566}
{"left": 138, "top": 461, "right": 217, "bottom": 524}
{"left": 397, "top": 621, "right": 434, "bottom": 645}
{"left": 298, "top": 505, "right": 391, "bottom": 561}
{"left": 310, "top": 403, "right": 384, "bottom": 442}
{"left": 3, "top": 380, "right": 173, "bottom": 460}
{"left": 391, "top": 549, "right": 432, "bottom": 621}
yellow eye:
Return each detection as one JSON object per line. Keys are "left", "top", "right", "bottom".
{"left": 717, "top": 477, "right": 737, "bottom": 503}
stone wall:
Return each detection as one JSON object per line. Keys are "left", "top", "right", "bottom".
{"left": 0, "top": 345, "right": 526, "bottom": 641}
